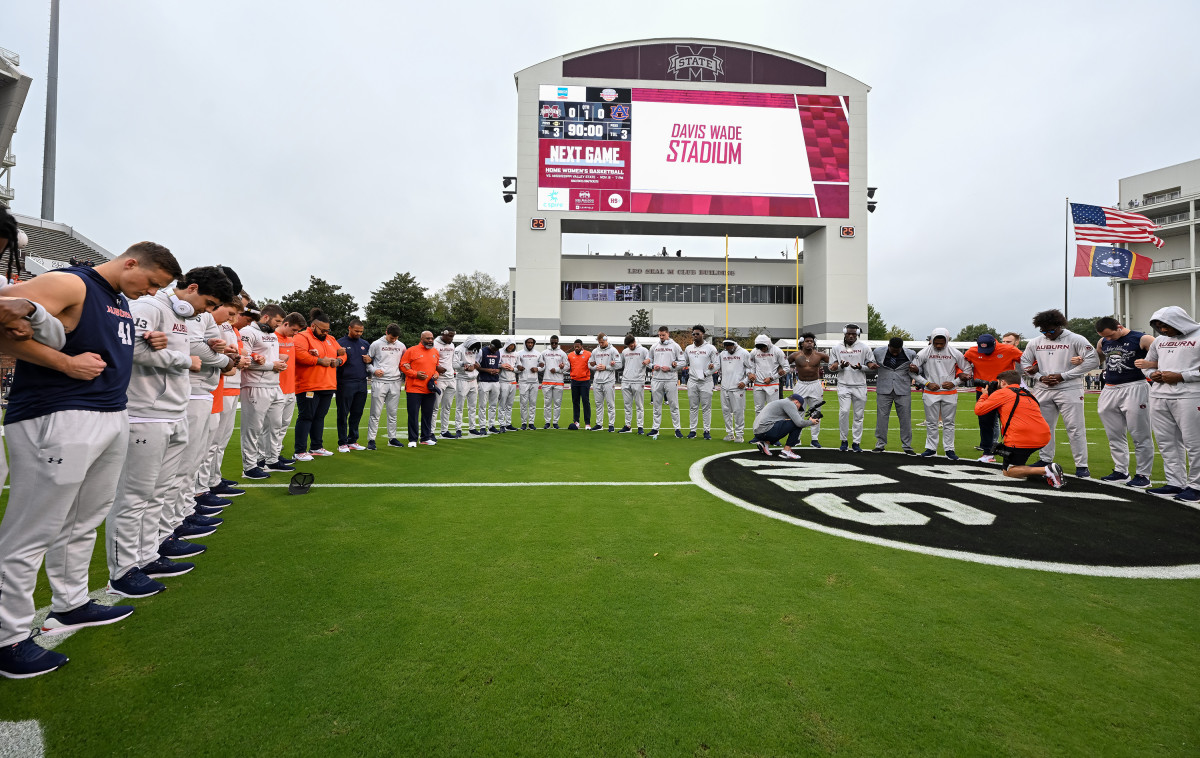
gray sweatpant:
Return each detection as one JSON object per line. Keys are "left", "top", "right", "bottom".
{"left": 875, "top": 391, "right": 913, "bottom": 449}
{"left": 687, "top": 379, "right": 713, "bottom": 432}
{"left": 199, "top": 395, "right": 237, "bottom": 490}
{"left": 437, "top": 376, "right": 458, "bottom": 432}
{"left": 519, "top": 383, "right": 539, "bottom": 426}
{"left": 1150, "top": 394, "right": 1200, "bottom": 489}
{"left": 479, "top": 382, "right": 501, "bottom": 428}
{"left": 542, "top": 384, "right": 564, "bottom": 425}
{"left": 753, "top": 385, "right": 780, "bottom": 416}
{"left": 499, "top": 383, "right": 516, "bottom": 427}
{"left": 593, "top": 382, "right": 617, "bottom": 428}
{"left": 456, "top": 378, "right": 480, "bottom": 430}
{"left": 922, "top": 392, "right": 957, "bottom": 452}
{"left": 838, "top": 385, "right": 867, "bottom": 444}
{"left": 241, "top": 385, "right": 284, "bottom": 471}
{"left": 108, "top": 418, "right": 188, "bottom": 581}
{"left": 721, "top": 388, "right": 746, "bottom": 439}
{"left": 794, "top": 380, "right": 823, "bottom": 442}
{"left": 368, "top": 380, "right": 402, "bottom": 441}
{"left": 1033, "top": 388, "right": 1088, "bottom": 467}
{"left": 265, "top": 393, "right": 296, "bottom": 464}
{"left": 1098, "top": 381, "right": 1154, "bottom": 477}
{"left": 0, "top": 410, "right": 128, "bottom": 646}
{"left": 651, "top": 379, "right": 680, "bottom": 431}
{"left": 160, "top": 397, "right": 215, "bottom": 541}
{"left": 622, "top": 383, "right": 645, "bottom": 429}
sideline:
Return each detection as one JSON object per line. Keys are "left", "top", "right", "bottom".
{"left": 239, "top": 481, "right": 696, "bottom": 489}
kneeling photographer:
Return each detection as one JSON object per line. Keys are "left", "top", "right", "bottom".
{"left": 750, "top": 394, "right": 822, "bottom": 460}
{"left": 974, "top": 370, "right": 1065, "bottom": 487}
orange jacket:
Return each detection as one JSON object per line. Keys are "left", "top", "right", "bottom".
{"left": 567, "top": 350, "right": 592, "bottom": 381}
{"left": 974, "top": 385, "right": 1051, "bottom": 450}
{"left": 400, "top": 343, "right": 440, "bottom": 394}
{"left": 276, "top": 328, "right": 297, "bottom": 395}
{"left": 294, "top": 329, "right": 343, "bottom": 393}
{"left": 963, "top": 343, "right": 1023, "bottom": 382}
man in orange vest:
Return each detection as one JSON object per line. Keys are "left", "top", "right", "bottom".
{"left": 566, "top": 338, "right": 592, "bottom": 430}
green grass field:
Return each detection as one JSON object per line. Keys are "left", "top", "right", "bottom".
{"left": 2, "top": 388, "right": 1197, "bottom": 756}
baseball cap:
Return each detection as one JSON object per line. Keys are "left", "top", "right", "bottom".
{"left": 976, "top": 334, "right": 996, "bottom": 355}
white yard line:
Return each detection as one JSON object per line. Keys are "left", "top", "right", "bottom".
{"left": 239, "top": 481, "right": 695, "bottom": 489}
{"left": 0, "top": 721, "right": 44, "bottom": 758}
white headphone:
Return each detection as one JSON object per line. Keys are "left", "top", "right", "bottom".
{"left": 169, "top": 293, "right": 195, "bottom": 318}
{"left": 843, "top": 324, "right": 860, "bottom": 334}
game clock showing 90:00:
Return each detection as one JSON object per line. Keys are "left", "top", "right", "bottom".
{"left": 538, "top": 87, "right": 632, "bottom": 142}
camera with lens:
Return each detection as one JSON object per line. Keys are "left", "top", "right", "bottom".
{"left": 804, "top": 399, "right": 825, "bottom": 420}
{"left": 972, "top": 378, "right": 1000, "bottom": 394}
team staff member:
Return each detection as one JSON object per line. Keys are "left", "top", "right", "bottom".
{"left": 1140, "top": 306, "right": 1200, "bottom": 500}
{"left": 239, "top": 304, "right": 287, "bottom": 476}
{"left": 477, "top": 338, "right": 503, "bottom": 433}
{"left": 366, "top": 323, "right": 406, "bottom": 448}
{"left": 684, "top": 325, "right": 719, "bottom": 440}
{"left": 914, "top": 327, "right": 971, "bottom": 460}
{"left": 648, "top": 326, "right": 684, "bottom": 438}
{"left": 401, "top": 330, "right": 444, "bottom": 446}
{"left": 963, "top": 333, "right": 1023, "bottom": 462}
{"left": 265, "top": 312, "right": 305, "bottom": 466}
{"left": 871, "top": 337, "right": 918, "bottom": 454}
{"left": 619, "top": 334, "right": 650, "bottom": 434}
{"left": 974, "top": 370, "right": 1064, "bottom": 488}
{"left": 1090, "top": 317, "right": 1155, "bottom": 487}
{"left": 718, "top": 337, "right": 751, "bottom": 442}
{"left": 540, "top": 335, "right": 569, "bottom": 429}
{"left": 590, "top": 333, "right": 621, "bottom": 432}
{"left": 748, "top": 334, "right": 788, "bottom": 416}
{"left": 336, "top": 318, "right": 371, "bottom": 451}
{"left": 516, "top": 337, "right": 542, "bottom": 430}
{"left": 790, "top": 333, "right": 828, "bottom": 447}
{"left": 0, "top": 240, "right": 180, "bottom": 679}
{"left": 293, "top": 309, "right": 344, "bottom": 459}
{"left": 749, "top": 394, "right": 819, "bottom": 460}
{"left": 1020, "top": 309, "right": 1098, "bottom": 477}
{"left": 829, "top": 324, "right": 870, "bottom": 452}
{"left": 433, "top": 328, "right": 458, "bottom": 437}
{"left": 567, "top": 338, "right": 592, "bottom": 430}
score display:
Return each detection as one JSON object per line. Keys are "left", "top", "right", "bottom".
{"left": 536, "top": 85, "right": 850, "bottom": 218}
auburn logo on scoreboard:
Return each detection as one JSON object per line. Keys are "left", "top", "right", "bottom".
{"left": 609, "top": 105, "right": 630, "bottom": 120}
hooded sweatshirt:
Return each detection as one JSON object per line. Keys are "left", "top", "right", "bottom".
{"left": 240, "top": 320, "right": 282, "bottom": 388}
{"left": 517, "top": 343, "right": 543, "bottom": 384}
{"left": 1144, "top": 306, "right": 1200, "bottom": 398}
{"left": 914, "top": 328, "right": 971, "bottom": 395}
{"left": 540, "top": 344, "right": 569, "bottom": 385}
{"left": 749, "top": 336, "right": 788, "bottom": 387}
{"left": 718, "top": 345, "right": 751, "bottom": 390}
{"left": 499, "top": 340, "right": 519, "bottom": 383}
{"left": 685, "top": 340, "right": 721, "bottom": 382}
{"left": 127, "top": 290, "right": 194, "bottom": 419}
{"left": 591, "top": 343, "right": 623, "bottom": 385}
{"left": 188, "top": 311, "right": 232, "bottom": 396}
{"left": 368, "top": 335, "right": 407, "bottom": 382}
{"left": 1020, "top": 327, "right": 1098, "bottom": 392}
{"left": 650, "top": 337, "right": 685, "bottom": 381}
{"left": 433, "top": 336, "right": 456, "bottom": 379}
{"left": 452, "top": 336, "right": 482, "bottom": 381}
{"left": 828, "top": 337, "right": 870, "bottom": 388}
{"left": 621, "top": 344, "right": 650, "bottom": 385}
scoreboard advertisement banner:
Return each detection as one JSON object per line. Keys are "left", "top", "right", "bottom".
{"left": 536, "top": 84, "right": 850, "bottom": 218}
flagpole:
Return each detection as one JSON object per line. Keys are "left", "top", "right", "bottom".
{"left": 1064, "top": 197, "right": 1070, "bottom": 319}
{"left": 724, "top": 234, "right": 729, "bottom": 338}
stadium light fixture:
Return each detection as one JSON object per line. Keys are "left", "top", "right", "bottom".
{"left": 867, "top": 201, "right": 877, "bottom": 213}
{"left": 866, "top": 186, "right": 877, "bottom": 199}
{"left": 502, "top": 176, "right": 517, "bottom": 204}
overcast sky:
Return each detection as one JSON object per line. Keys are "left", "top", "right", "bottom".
{"left": 4, "top": 0, "right": 1198, "bottom": 337}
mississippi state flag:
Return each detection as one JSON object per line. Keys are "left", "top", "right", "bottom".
{"left": 1074, "top": 244, "right": 1151, "bottom": 280}
{"left": 1071, "top": 203, "right": 1164, "bottom": 248}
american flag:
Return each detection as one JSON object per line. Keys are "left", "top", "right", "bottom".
{"left": 1071, "top": 203, "right": 1164, "bottom": 248}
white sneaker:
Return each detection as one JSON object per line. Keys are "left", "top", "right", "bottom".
{"left": 978, "top": 454, "right": 996, "bottom": 463}
{"left": 407, "top": 441, "right": 417, "bottom": 448}
{"left": 349, "top": 443, "right": 367, "bottom": 451}
{"left": 420, "top": 439, "right": 437, "bottom": 446}
{"left": 778, "top": 449, "right": 801, "bottom": 460}
{"left": 311, "top": 448, "right": 334, "bottom": 457}
{"left": 293, "top": 452, "right": 314, "bottom": 462}
{"left": 337, "top": 445, "right": 350, "bottom": 453}
{"left": 722, "top": 434, "right": 734, "bottom": 441}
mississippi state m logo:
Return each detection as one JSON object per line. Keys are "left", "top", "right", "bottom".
{"left": 667, "top": 45, "right": 724, "bottom": 81}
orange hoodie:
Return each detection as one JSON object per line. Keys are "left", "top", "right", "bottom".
{"left": 294, "top": 329, "right": 343, "bottom": 393}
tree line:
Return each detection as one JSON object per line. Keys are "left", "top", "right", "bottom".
{"left": 869, "top": 304, "right": 1113, "bottom": 348}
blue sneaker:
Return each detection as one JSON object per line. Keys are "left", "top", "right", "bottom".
{"left": 1100, "top": 471, "right": 1128, "bottom": 482}
{"left": 0, "top": 637, "right": 69, "bottom": 679}
{"left": 388, "top": 438, "right": 404, "bottom": 447}
{"left": 267, "top": 460, "right": 295, "bottom": 472}
{"left": 106, "top": 567, "right": 166, "bottom": 599}
{"left": 1148, "top": 485, "right": 1184, "bottom": 496}
{"left": 220, "top": 478, "right": 239, "bottom": 487}
{"left": 41, "top": 600, "right": 134, "bottom": 635}
{"left": 277, "top": 456, "right": 296, "bottom": 465}
{"left": 1126, "top": 475, "right": 1152, "bottom": 488}
{"left": 945, "top": 450, "right": 958, "bottom": 461}
{"left": 141, "top": 556, "right": 195, "bottom": 578}
{"left": 159, "top": 535, "right": 206, "bottom": 559}
{"left": 852, "top": 443, "right": 863, "bottom": 453}
{"left": 195, "top": 493, "right": 232, "bottom": 507}
{"left": 920, "top": 449, "right": 936, "bottom": 457}
{"left": 1075, "top": 467, "right": 1091, "bottom": 479}
{"left": 840, "top": 441, "right": 849, "bottom": 452}
{"left": 185, "top": 513, "right": 223, "bottom": 528}
{"left": 243, "top": 467, "right": 270, "bottom": 480}
{"left": 703, "top": 431, "right": 711, "bottom": 440}
{"left": 811, "top": 439, "right": 822, "bottom": 449}
{"left": 687, "top": 431, "right": 697, "bottom": 439}
{"left": 174, "top": 523, "right": 216, "bottom": 540}
{"left": 1174, "top": 487, "right": 1200, "bottom": 502}
{"left": 675, "top": 430, "right": 684, "bottom": 438}
{"left": 210, "top": 483, "right": 245, "bottom": 497}
{"left": 193, "top": 504, "right": 226, "bottom": 517}
{"left": 637, "top": 428, "right": 644, "bottom": 435}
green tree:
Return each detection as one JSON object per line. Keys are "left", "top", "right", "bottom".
{"left": 429, "top": 271, "right": 508, "bottom": 335}
{"left": 885, "top": 325, "right": 915, "bottom": 341}
{"left": 1067, "top": 315, "right": 1111, "bottom": 348}
{"left": 866, "top": 304, "right": 888, "bottom": 340}
{"left": 953, "top": 323, "right": 1002, "bottom": 342}
{"left": 628, "top": 308, "right": 651, "bottom": 337}
{"left": 363, "top": 271, "right": 433, "bottom": 344}
{"left": 278, "top": 276, "right": 360, "bottom": 336}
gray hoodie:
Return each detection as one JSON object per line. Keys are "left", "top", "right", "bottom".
{"left": 452, "top": 336, "right": 482, "bottom": 380}
{"left": 127, "top": 290, "right": 193, "bottom": 419}
{"left": 752, "top": 397, "right": 816, "bottom": 435}
{"left": 240, "top": 320, "right": 281, "bottom": 388}
{"left": 591, "top": 344, "right": 623, "bottom": 385}
{"left": 1020, "top": 327, "right": 1098, "bottom": 392}
{"left": 1144, "top": 305, "right": 1200, "bottom": 398}
{"left": 368, "top": 335, "right": 407, "bottom": 382}
{"left": 621, "top": 344, "right": 650, "bottom": 385}
{"left": 718, "top": 345, "right": 751, "bottom": 390}
{"left": 914, "top": 328, "right": 970, "bottom": 394}
{"left": 188, "top": 311, "right": 231, "bottom": 396}
{"left": 498, "top": 339, "right": 519, "bottom": 383}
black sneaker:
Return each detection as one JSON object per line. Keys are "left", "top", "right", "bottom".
{"left": 106, "top": 567, "right": 166, "bottom": 599}
{"left": 455, "top": 430, "right": 463, "bottom": 438}
{"left": 609, "top": 426, "right": 616, "bottom": 433}
{"left": 366, "top": 440, "right": 377, "bottom": 450}
{"left": 174, "top": 523, "right": 216, "bottom": 540}
{"left": 520, "top": 424, "right": 528, "bottom": 431}
{"left": 687, "top": 431, "right": 697, "bottom": 439}
{"left": 210, "top": 483, "right": 245, "bottom": 497}
{"left": 220, "top": 478, "right": 239, "bottom": 487}
{"left": 141, "top": 556, "right": 195, "bottom": 578}
{"left": 568, "top": 422, "right": 579, "bottom": 430}
{"left": 277, "top": 456, "right": 296, "bottom": 465}
{"left": 1100, "top": 471, "right": 1128, "bottom": 482}
{"left": 257, "top": 458, "right": 266, "bottom": 468}
{"left": 441, "top": 432, "right": 455, "bottom": 439}
{"left": 648, "top": 429, "right": 659, "bottom": 438}
{"left": 852, "top": 443, "right": 862, "bottom": 453}
{"left": 267, "top": 461, "right": 295, "bottom": 472}
{"left": 489, "top": 426, "right": 499, "bottom": 433}
{"left": 0, "top": 637, "right": 69, "bottom": 679}
{"left": 553, "top": 424, "right": 560, "bottom": 430}
{"left": 920, "top": 449, "right": 936, "bottom": 457}
{"left": 945, "top": 451, "right": 959, "bottom": 461}
{"left": 637, "top": 427, "right": 644, "bottom": 435}
{"left": 702, "top": 431, "right": 711, "bottom": 440}
{"left": 839, "top": 441, "right": 849, "bottom": 452}
{"left": 811, "top": 439, "right": 822, "bottom": 449}
{"left": 193, "top": 504, "right": 226, "bottom": 517}
{"left": 159, "top": 535, "right": 206, "bottom": 559}
{"left": 243, "top": 467, "right": 270, "bottom": 480}
{"left": 41, "top": 600, "right": 134, "bottom": 635}
{"left": 195, "top": 493, "right": 232, "bottom": 507}
{"left": 388, "top": 438, "right": 404, "bottom": 447}
{"left": 185, "top": 513, "right": 223, "bottom": 528}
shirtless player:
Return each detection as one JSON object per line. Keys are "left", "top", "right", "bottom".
{"left": 790, "top": 332, "right": 828, "bottom": 447}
